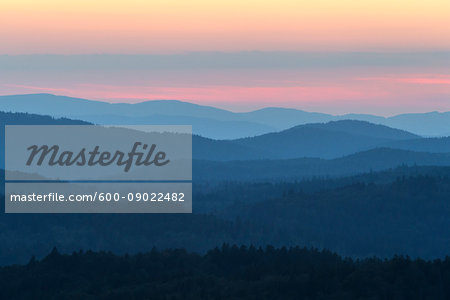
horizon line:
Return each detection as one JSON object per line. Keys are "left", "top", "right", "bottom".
{"left": 0, "top": 93, "right": 448, "bottom": 118}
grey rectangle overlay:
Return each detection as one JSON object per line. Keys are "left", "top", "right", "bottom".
{"left": 6, "top": 182, "right": 192, "bottom": 213}
{"left": 5, "top": 125, "right": 192, "bottom": 213}
{"left": 6, "top": 125, "right": 192, "bottom": 181}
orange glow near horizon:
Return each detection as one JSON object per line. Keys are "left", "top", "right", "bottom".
{"left": 0, "top": 0, "right": 449, "bottom": 54}
{"left": 0, "top": 1, "right": 449, "bottom": 113}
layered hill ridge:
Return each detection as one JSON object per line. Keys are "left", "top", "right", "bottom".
{"left": 194, "top": 148, "right": 450, "bottom": 181}
{"left": 0, "top": 110, "right": 448, "bottom": 160}
{"left": 1, "top": 94, "right": 450, "bottom": 138}
{"left": 193, "top": 120, "right": 423, "bottom": 160}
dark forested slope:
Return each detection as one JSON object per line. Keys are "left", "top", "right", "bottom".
{"left": 1, "top": 246, "right": 449, "bottom": 300}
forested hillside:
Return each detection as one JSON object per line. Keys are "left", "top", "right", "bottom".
{"left": 1, "top": 246, "right": 449, "bottom": 299}
{"left": 2, "top": 166, "right": 450, "bottom": 264}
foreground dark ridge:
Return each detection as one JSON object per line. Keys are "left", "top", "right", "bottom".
{"left": 1, "top": 246, "right": 449, "bottom": 300}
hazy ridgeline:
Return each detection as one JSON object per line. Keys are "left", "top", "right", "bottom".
{"left": 2, "top": 94, "right": 450, "bottom": 138}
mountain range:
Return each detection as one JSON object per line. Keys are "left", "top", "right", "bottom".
{"left": 2, "top": 107, "right": 450, "bottom": 261}
{"left": 191, "top": 120, "right": 450, "bottom": 161}
{"left": 194, "top": 148, "right": 450, "bottom": 181}
{"left": 2, "top": 110, "right": 450, "bottom": 179}
{"left": 1, "top": 94, "right": 450, "bottom": 139}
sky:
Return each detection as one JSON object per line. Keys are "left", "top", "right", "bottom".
{"left": 0, "top": 0, "right": 449, "bottom": 114}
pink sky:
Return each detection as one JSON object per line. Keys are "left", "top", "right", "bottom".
{"left": 2, "top": 70, "right": 449, "bottom": 115}
{"left": 1, "top": 53, "right": 449, "bottom": 115}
